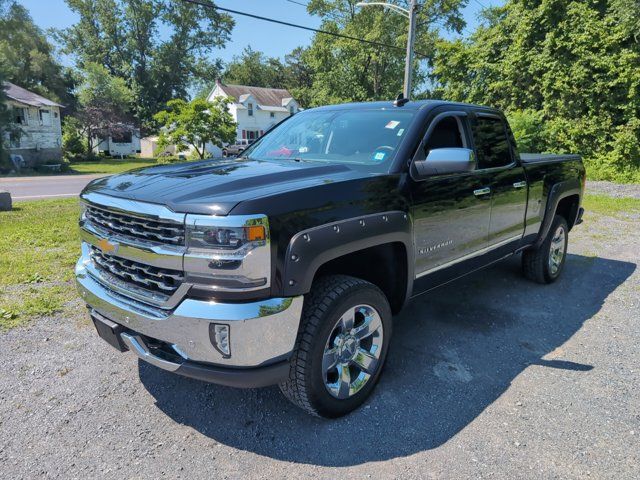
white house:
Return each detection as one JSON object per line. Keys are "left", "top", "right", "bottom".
{"left": 92, "top": 128, "right": 141, "bottom": 157}
{"left": 3, "top": 82, "right": 63, "bottom": 166}
{"left": 206, "top": 80, "right": 300, "bottom": 156}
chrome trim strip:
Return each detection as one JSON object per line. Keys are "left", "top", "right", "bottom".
{"left": 81, "top": 191, "right": 186, "bottom": 224}
{"left": 415, "top": 234, "right": 522, "bottom": 279}
{"left": 121, "top": 333, "right": 181, "bottom": 372}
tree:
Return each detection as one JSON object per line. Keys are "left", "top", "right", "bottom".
{"left": 298, "top": 0, "right": 467, "bottom": 106}
{"left": 223, "top": 47, "right": 287, "bottom": 89}
{"left": 431, "top": 0, "right": 640, "bottom": 182}
{"left": 154, "top": 97, "right": 237, "bottom": 159}
{"left": 75, "top": 63, "right": 134, "bottom": 153}
{"left": 59, "top": 0, "right": 234, "bottom": 129}
{"left": 0, "top": 0, "right": 77, "bottom": 110}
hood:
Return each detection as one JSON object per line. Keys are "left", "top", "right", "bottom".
{"left": 82, "top": 158, "right": 367, "bottom": 215}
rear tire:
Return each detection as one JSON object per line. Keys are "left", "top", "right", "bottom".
{"left": 222, "top": 149, "right": 228, "bottom": 157}
{"left": 522, "top": 214, "right": 569, "bottom": 284}
{"left": 279, "top": 275, "right": 392, "bottom": 418}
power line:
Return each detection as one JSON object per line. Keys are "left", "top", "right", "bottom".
{"left": 178, "top": 0, "right": 428, "bottom": 57}
{"left": 285, "top": 0, "right": 309, "bottom": 7}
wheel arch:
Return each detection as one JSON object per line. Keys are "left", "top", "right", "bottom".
{"left": 282, "top": 211, "right": 414, "bottom": 313}
{"left": 534, "top": 180, "right": 582, "bottom": 249}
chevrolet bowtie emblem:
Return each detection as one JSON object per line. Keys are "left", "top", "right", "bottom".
{"left": 98, "top": 238, "right": 119, "bottom": 254}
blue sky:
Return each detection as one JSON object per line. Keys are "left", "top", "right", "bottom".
{"left": 19, "top": 0, "right": 499, "bottom": 65}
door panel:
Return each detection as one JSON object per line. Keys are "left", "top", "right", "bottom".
{"left": 488, "top": 165, "right": 528, "bottom": 244}
{"left": 410, "top": 170, "right": 493, "bottom": 278}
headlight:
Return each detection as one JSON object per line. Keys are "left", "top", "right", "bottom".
{"left": 187, "top": 223, "right": 266, "bottom": 250}
{"left": 184, "top": 214, "right": 271, "bottom": 293}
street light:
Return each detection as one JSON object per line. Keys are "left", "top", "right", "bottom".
{"left": 355, "top": 0, "right": 418, "bottom": 99}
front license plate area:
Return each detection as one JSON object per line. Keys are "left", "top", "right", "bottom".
{"left": 91, "top": 313, "right": 128, "bottom": 352}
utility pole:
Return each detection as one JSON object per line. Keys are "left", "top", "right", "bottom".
{"left": 403, "top": 0, "right": 418, "bottom": 99}
{"left": 356, "top": 1, "right": 419, "bottom": 99}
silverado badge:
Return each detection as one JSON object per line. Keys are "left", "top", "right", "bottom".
{"left": 97, "top": 238, "right": 119, "bottom": 255}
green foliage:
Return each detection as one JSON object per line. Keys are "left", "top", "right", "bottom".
{"left": 298, "top": 0, "right": 465, "bottom": 106}
{"left": 154, "top": 97, "right": 237, "bottom": 159}
{"left": 224, "top": 46, "right": 288, "bottom": 89}
{"left": 507, "top": 109, "right": 546, "bottom": 153}
{"left": 75, "top": 62, "right": 134, "bottom": 151}
{"left": 60, "top": 0, "right": 234, "bottom": 129}
{"left": 432, "top": 0, "right": 640, "bottom": 183}
{"left": 62, "top": 117, "right": 87, "bottom": 162}
{"left": 0, "top": 0, "right": 77, "bottom": 109}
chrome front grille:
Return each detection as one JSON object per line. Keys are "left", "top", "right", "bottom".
{"left": 90, "top": 246, "right": 184, "bottom": 296}
{"left": 85, "top": 204, "right": 185, "bottom": 246}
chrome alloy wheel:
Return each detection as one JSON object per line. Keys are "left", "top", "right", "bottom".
{"left": 322, "top": 305, "right": 384, "bottom": 399}
{"left": 549, "top": 225, "right": 566, "bottom": 276}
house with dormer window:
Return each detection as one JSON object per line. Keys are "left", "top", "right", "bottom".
{"left": 207, "top": 80, "right": 299, "bottom": 146}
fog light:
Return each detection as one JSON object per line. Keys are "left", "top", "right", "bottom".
{"left": 210, "top": 323, "right": 231, "bottom": 358}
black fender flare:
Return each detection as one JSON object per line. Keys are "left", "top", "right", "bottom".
{"left": 281, "top": 211, "right": 414, "bottom": 299}
{"left": 534, "top": 179, "right": 581, "bottom": 249}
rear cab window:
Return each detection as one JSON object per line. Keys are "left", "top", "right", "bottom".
{"left": 472, "top": 115, "right": 513, "bottom": 169}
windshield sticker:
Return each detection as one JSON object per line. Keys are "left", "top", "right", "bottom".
{"left": 372, "top": 151, "right": 386, "bottom": 163}
{"left": 385, "top": 120, "right": 400, "bottom": 129}
{"left": 397, "top": 128, "right": 405, "bottom": 137}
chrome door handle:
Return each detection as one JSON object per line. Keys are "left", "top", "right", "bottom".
{"left": 473, "top": 187, "right": 491, "bottom": 197}
{"left": 513, "top": 181, "right": 527, "bottom": 189}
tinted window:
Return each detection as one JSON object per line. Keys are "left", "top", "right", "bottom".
{"left": 473, "top": 116, "right": 511, "bottom": 169}
{"left": 424, "top": 116, "right": 465, "bottom": 156}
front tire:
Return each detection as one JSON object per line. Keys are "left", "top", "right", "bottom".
{"left": 522, "top": 214, "right": 569, "bottom": 284}
{"left": 279, "top": 275, "right": 392, "bottom": 418}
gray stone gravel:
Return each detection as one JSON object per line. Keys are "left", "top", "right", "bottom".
{"left": 1, "top": 190, "right": 639, "bottom": 479}
{"left": 587, "top": 180, "right": 640, "bottom": 199}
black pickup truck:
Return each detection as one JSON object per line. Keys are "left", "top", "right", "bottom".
{"left": 76, "top": 100, "right": 585, "bottom": 418}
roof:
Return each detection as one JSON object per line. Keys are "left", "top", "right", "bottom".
{"left": 218, "top": 82, "right": 295, "bottom": 108}
{"left": 309, "top": 99, "right": 494, "bottom": 112}
{"left": 3, "top": 82, "right": 64, "bottom": 108}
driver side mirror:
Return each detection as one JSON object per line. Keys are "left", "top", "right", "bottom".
{"left": 412, "top": 148, "right": 476, "bottom": 177}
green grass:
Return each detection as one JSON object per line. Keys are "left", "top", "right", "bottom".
{"left": 582, "top": 194, "right": 640, "bottom": 217}
{"left": 0, "top": 199, "right": 80, "bottom": 330}
{"left": 1, "top": 157, "right": 159, "bottom": 177}
{"left": 70, "top": 157, "right": 158, "bottom": 174}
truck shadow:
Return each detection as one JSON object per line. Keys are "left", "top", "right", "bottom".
{"left": 138, "top": 253, "right": 635, "bottom": 466}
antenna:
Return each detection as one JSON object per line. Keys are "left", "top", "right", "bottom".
{"left": 394, "top": 93, "right": 409, "bottom": 107}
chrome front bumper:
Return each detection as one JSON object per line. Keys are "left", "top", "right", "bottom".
{"left": 76, "top": 258, "right": 304, "bottom": 368}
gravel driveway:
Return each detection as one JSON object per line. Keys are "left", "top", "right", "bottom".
{"left": 1, "top": 193, "right": 638, "bottom": 479}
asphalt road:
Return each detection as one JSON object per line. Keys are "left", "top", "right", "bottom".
{"left": 0, "top": 174, "right": 104, "bottom": 201}
{"left": 0, "top": 192, "right": 638, "bottom": 478}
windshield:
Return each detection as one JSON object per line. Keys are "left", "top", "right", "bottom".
{"left": 242, "top": 109, "right": 415, "bottom": 173}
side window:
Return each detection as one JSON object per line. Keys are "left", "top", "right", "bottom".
{"left": 421, "top": 116, "right": 467, "bottom": 159}
{"left": 472, "top": 116, "right": 512, "bottom": 169}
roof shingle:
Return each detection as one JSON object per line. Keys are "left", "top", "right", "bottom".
{"left": 3, "top": 82, "right": 64, "bottom": 108}
{"left": 219, "top": 83, "right": 295, "bottom": 108}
